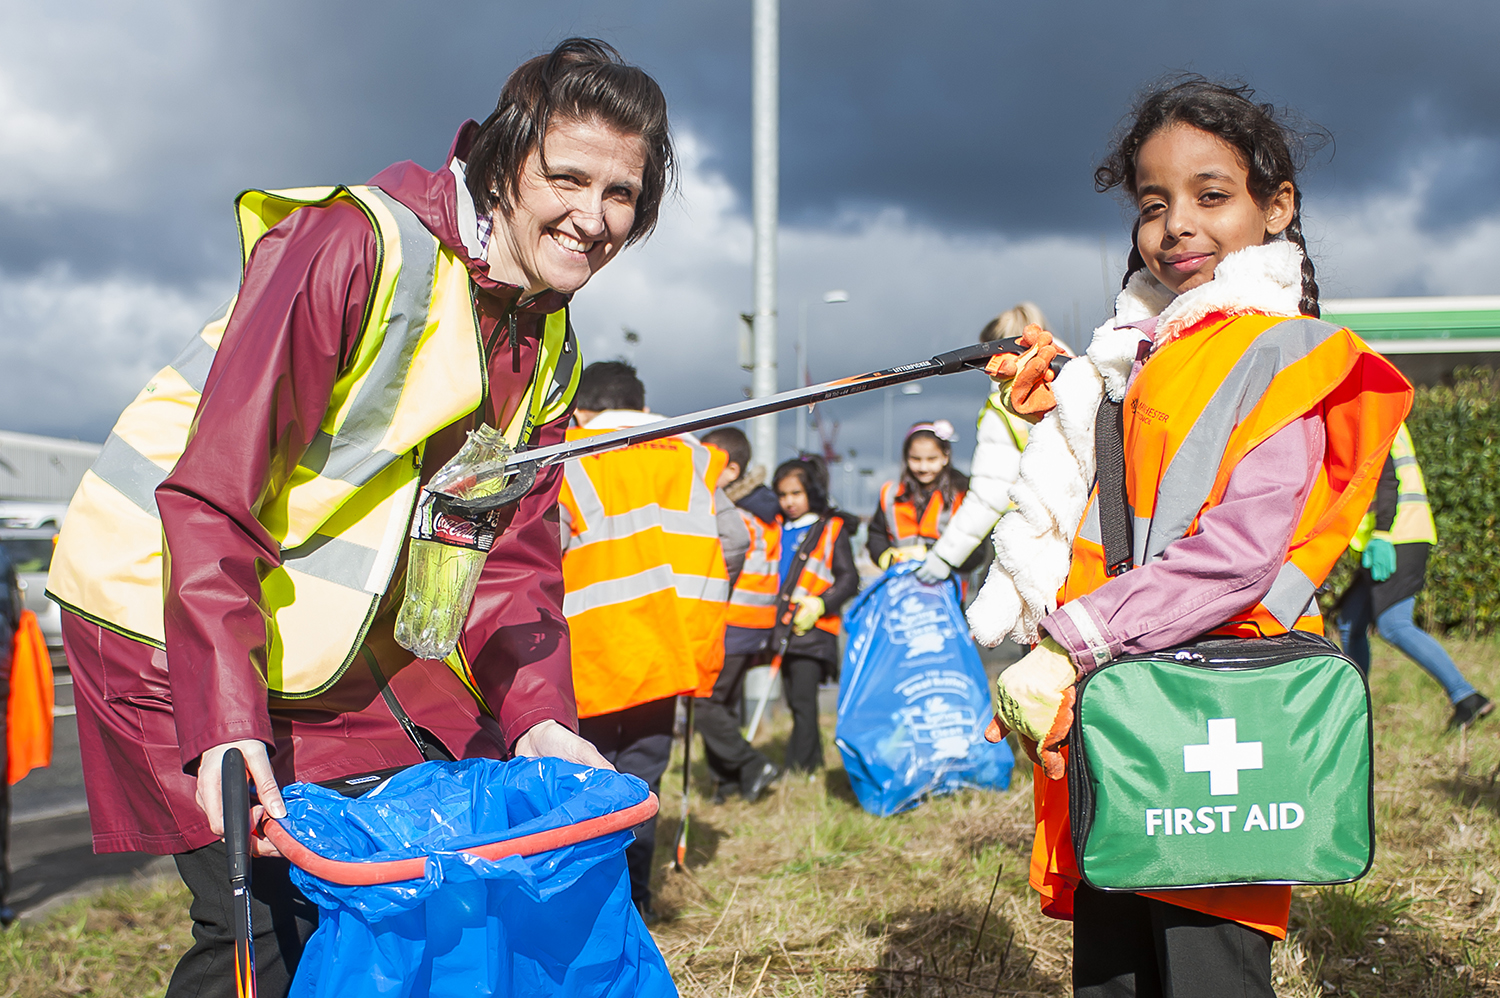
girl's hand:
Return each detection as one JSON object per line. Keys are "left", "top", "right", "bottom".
{"left": 791, "top": 596, "right": 825, "bottom": 635}
{"left": 993, "top": 637, "right": 1077, "bottom": 780}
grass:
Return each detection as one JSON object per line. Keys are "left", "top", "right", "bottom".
{"left": 5, "top": 634, "right": 1500, "bottom": 996}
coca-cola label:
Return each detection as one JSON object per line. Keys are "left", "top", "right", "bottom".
{"left": 409, "top": 489, "right": 503, "bottom": 552}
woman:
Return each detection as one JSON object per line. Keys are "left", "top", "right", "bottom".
{"left": 48, "top": 38, "right": 672, "bottom": 997}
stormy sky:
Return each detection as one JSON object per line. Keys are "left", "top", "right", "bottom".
{"left": 2, "top": 0, "right": 1497, "bottom": 508}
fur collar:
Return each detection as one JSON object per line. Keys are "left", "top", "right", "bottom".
{"left": 966, "top": 240, "right": 1306, "bottom": 648}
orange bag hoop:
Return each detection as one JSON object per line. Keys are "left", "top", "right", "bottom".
{"left": 261, "top": 793, "right": 659, "bottom": 886}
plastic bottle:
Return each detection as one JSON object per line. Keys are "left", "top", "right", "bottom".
{"left": 395, "top": 426, "right": 514, "bottom": 660}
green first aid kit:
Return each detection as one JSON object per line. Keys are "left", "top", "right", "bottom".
{"left": 1066, "top": 631, "right": 1374, "bottom": 892}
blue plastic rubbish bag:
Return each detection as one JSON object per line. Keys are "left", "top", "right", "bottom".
{"left": 280, "top": 757, "right": 676, "bottom": 998}
{"left": 835, "top": 563, "right": 1014, "bottom": 816}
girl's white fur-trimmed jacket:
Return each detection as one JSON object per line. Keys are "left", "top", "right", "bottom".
{"left": 965, "top": 241, "right": 1308, "bottom": 647}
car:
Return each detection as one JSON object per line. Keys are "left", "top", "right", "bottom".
{"left": 0, "top": 526, "right": 62, "bottom": 649}
{"left": 0, "top": 501, "right": 68, "bottom": 531}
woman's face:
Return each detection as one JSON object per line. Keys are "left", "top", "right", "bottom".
{"left": 1133, "top": 124, "right": 1294, "bottom": 296}
{"left": 489, "top": 117, "right": 647, "bottom": 297}
{"left": 777, "top": 476, "right": 810, "bottom": 520}
{"left": 906, "top": 436, "right": 948, "bottom": 485}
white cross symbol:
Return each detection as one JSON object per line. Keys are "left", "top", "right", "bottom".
{"left": 1182, "top": 718, "right": 1262, "bottom": 796}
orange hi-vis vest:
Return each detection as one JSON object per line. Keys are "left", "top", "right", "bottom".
{"left": 726, "top": 509, "right": 780, "bottom": 631}
{"left": 559, "top": 417, "right": 730, "bottom": 719}
{"left": 879, "top": 482, "right": 964, "bottom": 550}
{"left": 785, "top": 516, "right": 846, "bottom": 635}
{"left": 1033, "top": 312, "right": 1411, "bottom": 938}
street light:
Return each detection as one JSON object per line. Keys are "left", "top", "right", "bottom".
{"left": 795, "top": 289, "right": 849, "bottom": 454}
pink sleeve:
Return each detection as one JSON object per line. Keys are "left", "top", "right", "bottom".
{"left": 1042, "top": 413, "right": 1326, "bottom": 671}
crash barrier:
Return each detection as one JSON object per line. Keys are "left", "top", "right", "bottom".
{"left": 836, "top": 562, "right": 1014, "bottom": 816}
{"left": 267, "top": 757, "right": 676, "bottom": 998}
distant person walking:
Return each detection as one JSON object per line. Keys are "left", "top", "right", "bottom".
{"left": 915, "top": 304, "right": 1066, "bottom": 585}
{"left": 695, "top": 427, "right": 781, "bottom": 803}
{"left": 1337, "top": 422, "right": 1493, "bottom": 729}
{"left": 868, "top": 422, "right": 981, "bottom": 576}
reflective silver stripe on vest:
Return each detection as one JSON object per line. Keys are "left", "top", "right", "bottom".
{"left": 298, "top": 188, "right": 441, "bottom": 487}
{"left": 173, "top": 298, "right": 233, "bottom": 394}
{"left": 90, "top": 432, "right": 169, "bottom": 518}
{"left": 1262, "top": 561, "right": 1318, "bottom": 630}
{"left": 1137, "top": 317, "right": 1340, "bottom": 567}
{"left": 575, "top": 504, "right": 721, "bottom": 545}
{"left": 730, "top": 588, "right": 777, "bottom": 608}
{"left": 563, "top": 564, "right": 729, "bottom": 616}
{"left": 1079, "top": 495, "right": 1102, "bottom": 547}
{"left": 1397, "top": 493, "right": 1428, "bottom": 505}
{"left": 281, "top": 533, "right": 382, "bottom": 592}
{"left": 1392, "top": 455, "right": 1417, "bottom": 468}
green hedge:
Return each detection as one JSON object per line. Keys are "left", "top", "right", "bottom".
{"left": 1318, "top": 367, "right": 1500, "bottom": 635}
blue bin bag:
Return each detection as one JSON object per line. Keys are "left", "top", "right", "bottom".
{"left": 835, "top": 563, "right": 1014, "bottom": 816}
{"left": 281, "top": 757, "right": 676, "bottom": 998}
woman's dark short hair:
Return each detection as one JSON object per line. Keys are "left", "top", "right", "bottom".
{"left": 575, "top": 360, "right": 646, "bottom": 412}
{"left": 467, "top": 38, "right": 674, "bottom": 245}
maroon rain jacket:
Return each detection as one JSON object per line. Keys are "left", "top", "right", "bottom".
{"left": 64, "top": 123, "right": 581, "bottom": 855}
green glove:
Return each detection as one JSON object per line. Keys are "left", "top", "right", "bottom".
{"left": 792, "top": 596, "right": 825, "bottom": 635}
{"left": 1362, "top": 536, "right": 1397, "bottom": 582}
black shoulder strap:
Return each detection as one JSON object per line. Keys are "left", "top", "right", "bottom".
{"left": 1095, "top": 396, "right": 1134, "bottom": 577}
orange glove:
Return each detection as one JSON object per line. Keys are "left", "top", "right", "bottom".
{"left": 984, "top": 324, "right": 1063, "bottom": 417}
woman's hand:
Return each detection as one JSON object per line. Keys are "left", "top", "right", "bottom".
{"left": 196, "top": 739, "right": 287, "bottom": 857}
{"left": 513, "top": 719, "right": 614, "bottom": 770}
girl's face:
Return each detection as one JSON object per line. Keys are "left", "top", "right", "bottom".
{"left": 776, "top": 475, "right": 810, "bottom": 520}
{"left": 489, "top": 117, "right": 646, "bottom": 297}
{"left": 906, "top": 436, "right": 948, "bottom": 485}
{"left": 1133, "top": 124, "right": 1295, "bottom": 296}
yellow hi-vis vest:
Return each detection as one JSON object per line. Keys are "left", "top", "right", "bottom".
{"left": 559, "top": 425, "right": 729, "bottom": 718}
{"left": 48, "top": 185, "right": 580, "bottom": 699}
{"left": 1350, "top": 421, "right": 1438, "bottom": 550}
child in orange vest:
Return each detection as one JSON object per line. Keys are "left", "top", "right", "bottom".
{"left": 968, "top": 78, "right": 1410, "bottom": 994}
{"left": 772, "top": 458, "right": 857, "bottom": 773}
{"left": 867, "top": 422, "right": 981, "bottom": 573}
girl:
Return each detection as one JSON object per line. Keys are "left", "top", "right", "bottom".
{"left": 969, "top": 78, "right": 1410, "bottom": 994}
{"left": 771, "top": 458, "right": 858, "bottom": 773}
{"left": 868, "top": 422, "right": 982, "bottom": 574}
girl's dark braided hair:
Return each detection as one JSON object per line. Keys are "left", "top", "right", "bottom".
{"left": 1096, "top": 77, "right": 1330, "bottom": 318}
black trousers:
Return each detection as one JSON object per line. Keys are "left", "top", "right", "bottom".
{"left": 782, "top": 654, "right": 825, "bottom": 773}
{"left": 0, "top": 656, "right": 9, "bottom": 909}
{"left": 577, "top": 697, "right": 676, "bottom": 906}
{"left": 166, "top": 840, "right": 319, "bottom": 998}
{"left": 695, "top": 653, "right": 770, "bottom": 787}
{"left": 1073, "top": 885, "right": 1274, "bottom": 997}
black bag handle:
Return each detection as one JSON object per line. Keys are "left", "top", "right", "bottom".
{"left": 1095, "top": 396, "right": 1133, "bottom": 577}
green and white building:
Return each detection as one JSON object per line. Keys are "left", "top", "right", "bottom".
{"left": 1323, "top": 296, "right": 1500, "bottom": 386}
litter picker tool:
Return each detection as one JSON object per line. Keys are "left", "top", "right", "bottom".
{"left": 434, "top": 339, "right": 1042, "bottom": 517}
{"left": 673, "top": 699, "right": 693, "bottom": 871}
{"left": 222, "top": 748, "right": 257, "bottom": 998}
{"left": 745, "top": 603, "right": 796, "bottom": 743}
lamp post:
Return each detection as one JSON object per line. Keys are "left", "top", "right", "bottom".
{"left": 795, "top": 289, "right": 849, "bottom": 454}
{"left": 749, "top": 0, "right": 779, "bottom": 468}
